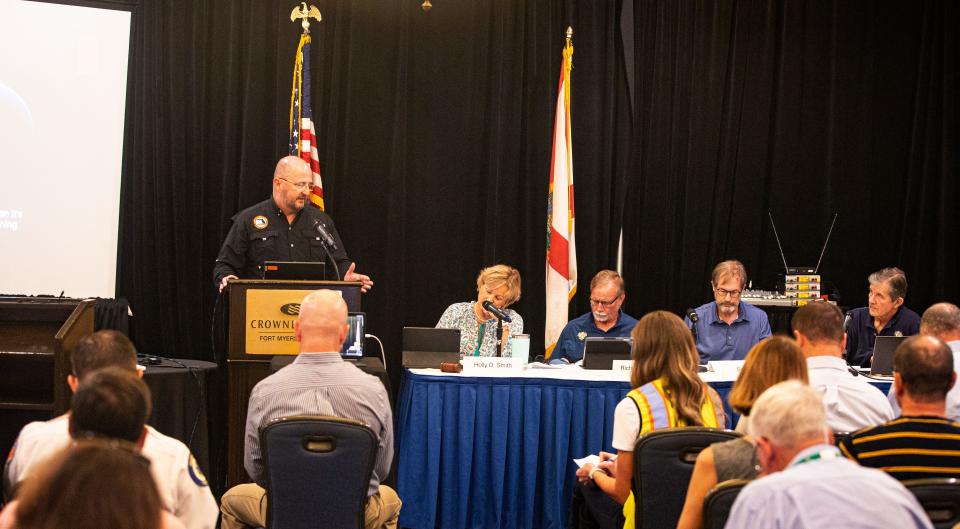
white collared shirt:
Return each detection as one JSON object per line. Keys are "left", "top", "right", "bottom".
{"left": 3, "top": 415, "right": 217, "bottom": 529}
{"left": 806, "top": 355, "right": 895, "bottom": 432}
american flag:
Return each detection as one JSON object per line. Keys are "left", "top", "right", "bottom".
{"left": 289, "top": 33, "right": 325, "bottom": 210}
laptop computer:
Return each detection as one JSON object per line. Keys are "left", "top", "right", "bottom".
{"left": 402, "top": 327, "right": 461, "bottom": 368}
{"left": 262, "top": 261, "right": 326, "bottom": 280}
{"left": 582, "top": 337, "right": 633, "bottom": 370}
{"left": 870, "top": 335, "right": 908, "bottom": 376}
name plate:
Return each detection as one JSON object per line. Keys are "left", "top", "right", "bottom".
{"left": 461, "top": 356, "right": 525, "bottom": 374}
{"left": 611, "top": 360, "right": 632, "bottom": 373}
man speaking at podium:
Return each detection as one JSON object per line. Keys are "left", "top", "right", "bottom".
{"left": 213, "top": 156, "right": 373, "bottom": 293}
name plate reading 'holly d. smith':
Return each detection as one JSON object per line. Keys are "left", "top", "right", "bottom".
{"left": 245, "top": 289, "right": 327, "bottom": 355}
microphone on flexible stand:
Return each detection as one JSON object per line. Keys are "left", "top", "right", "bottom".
{"left": 312, "top": 219, "right": 341, "bottom": 281}
{"left": 685, "top": 308, "right": 700, "bottom": 342}
{"left": 482, "top": 300, "right": 511, "bottom": 357}
{"left": 482, "top": 300, "right": 512, "bottom": 323}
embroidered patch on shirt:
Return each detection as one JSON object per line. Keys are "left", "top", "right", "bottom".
{"left": 577, "top": 331, "right": 588, "bottom": 341}
{"left": 252, "top": 215, "right": 269, "bottom": 230}
{"left": 187, "top": 455, "right": 208, "bottom": 487}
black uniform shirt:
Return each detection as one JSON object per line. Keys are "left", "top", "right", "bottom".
{"left": 213, "top": 198, "right": 350, "bottom": 288}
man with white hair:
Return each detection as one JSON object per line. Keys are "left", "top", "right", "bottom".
{"left": 889, "top": 302, "right": 960, "bottom": 420}
{"left": 845, "top": 267, "right": 920, "bottom": 367}
{"left": 725, "top": 380, "right": 932, "bottom": 529}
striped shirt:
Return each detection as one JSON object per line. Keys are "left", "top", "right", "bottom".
{"left": 839, "top": 415, "right": 960, "bottom": 481}
{"left": 244, "top": 353, "right": 392, "bottom": 496}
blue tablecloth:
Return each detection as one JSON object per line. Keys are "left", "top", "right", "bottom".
{"left": 395, "top": 370, "right": 889, "bottom": 529}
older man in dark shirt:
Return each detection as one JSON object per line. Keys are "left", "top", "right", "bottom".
{"left": 213, "top": 156, "right": 373, "bottom": 292}
{"left": 845, "top": 267, "right": 920, "bottom": 367}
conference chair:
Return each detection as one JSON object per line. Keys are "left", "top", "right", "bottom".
{"left": 632, "top": 427, "right": 741, "bottom": 529}
{"left": 701, "top": 479, "right": 750, "bottom": 529}
{"left": 903, "top": 478, "right": 960, "bottom": 529}
{"left": 260, "top": 415, "right": 377, "bottom": 529}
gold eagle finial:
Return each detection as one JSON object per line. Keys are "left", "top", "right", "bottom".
{"left": 290, "top": 3, "right": 321, "bottom": 32}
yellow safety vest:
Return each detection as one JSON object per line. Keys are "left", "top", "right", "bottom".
{"left": 621, "top": 378, "right": 724, "bottom": 529}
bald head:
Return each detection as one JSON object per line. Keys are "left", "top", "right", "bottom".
{"left": 272, "top": 156, "right": 313, "bottom": 215}
{"left": 894, "top": 335, "right": 955, "bottom": 403}
{"left": 274, "top": 155, "right": 311, "bottom": 180}
{"left": 295, "top": 290, "right": 349, "bottom": 353}
{"left": 921, "top": 303, "right": 960, "bottom": 342}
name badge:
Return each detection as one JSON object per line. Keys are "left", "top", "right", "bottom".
{"left": 461, "top": 356, "right": 525, "bottom": 374}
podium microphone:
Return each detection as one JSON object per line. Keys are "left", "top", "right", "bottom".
{"left": 482, "top": 300, "right": 512, "bottom": 323}
{"left": 313, "top": 219, "right": 338, "bottom": 250}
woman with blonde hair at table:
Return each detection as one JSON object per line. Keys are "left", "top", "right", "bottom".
{"left": 573, "top": 310, "right": 726, "bottom": 529}
{"left": 436, "top": 264, "right": 523, "bottom": 357}
{"left": 675, "top": 335, "right": 808, "bottom": 529}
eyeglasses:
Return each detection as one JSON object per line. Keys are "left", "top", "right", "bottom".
{"left": 714, "top": 287, "right": 742, "bottom": 299}
{"left": 278, "top": 177, "right": 312, "bottom": 191}
{"left": 589, "top": 295, "right": 622, "bottom": 308}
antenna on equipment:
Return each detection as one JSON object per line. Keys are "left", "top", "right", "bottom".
{"left": 768, "top": 212, "right": 789, "bottom": 275}
{"left": 813, "top": 213, "right": 839, "bottom": 274}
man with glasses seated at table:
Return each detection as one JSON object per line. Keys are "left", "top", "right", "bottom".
{"left": 213, "top": 156, "right": 373, "bottom": 293}
{"left": 684, "top": 260, "right": 771, "bottom": 363}
{"left": 549, "top": 270, "right": 638, "bottom": 364}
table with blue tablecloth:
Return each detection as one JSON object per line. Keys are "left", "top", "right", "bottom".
{"left": 395, "top": 367, "right": 890, "bottom": 529}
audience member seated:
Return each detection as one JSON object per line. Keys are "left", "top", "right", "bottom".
{"left": 436, "top": 264, "right": 524, "bottom": 357}
{"left": 571, "top": 311, "right": 725, "bottom": 529}
{"left": 841, "top": 335, "right": 960, "bottom": 480}
{"left": 2, "top": 330, "right": 218, "bottom": 529}
{"left": 725, "top": 381, "right": 932, "bottom": 529}
{"left": 845, "top": 267, "right": 921, "bottom": 367}
{"left": 684, "top": 260, "right": 771, "bottom": 363}
{"left": 549, "top": 270, "right": 638, "bottom": 363}
{"left": 676, "top": 336, "right": 808, "bottom": 529}
{"left": 792, "top": 301, "right": 895, "bottom": 431}
{"left": 0, "top": 439, "right": 185, "bottom": 529}
{"left": 220, "top": 290, "right": 400, "bottom": 529}
{"left": 889, "top": 303, "right": 960, "bottom": 420}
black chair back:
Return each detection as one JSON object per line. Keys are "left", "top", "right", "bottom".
{"left": 261, "top": 415, "right": 377, "bottom": 529}
{"left": 702, "top": 479, "right": 750, "bottom": 529}
{"left": 632, "top": 427, "right": 741, "bottom": 529}
{"left": 903, "top": 478, "right": 960, "bottom": 529}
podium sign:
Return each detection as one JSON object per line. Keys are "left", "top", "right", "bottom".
{"left": 244, "top": 289, "right": 311, "bottom": 355}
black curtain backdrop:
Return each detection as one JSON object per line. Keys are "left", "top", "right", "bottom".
{"left": 114, "top": 0, "right": 957, "bottom": 391}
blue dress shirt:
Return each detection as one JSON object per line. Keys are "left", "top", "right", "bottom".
{"left": 551, "top": 310, "right": 639, "bottom": 363}
{"left": 726, "top": 444, "right": 932, "bottom": 529}
{"left": 684, "top": 301, "right": 771, "bottom": 363}
{"left": 845, "top": 305, "right": 920, "bottom": 367}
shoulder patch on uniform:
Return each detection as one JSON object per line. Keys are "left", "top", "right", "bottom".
{"left": 187, "top": 455, "right": 208, "bottom": 487}
{"left": 577, "top": 331, "right": 588, "bottom": 341}
{"left": 252, "top": 215, "right": 269, "bottom": 230}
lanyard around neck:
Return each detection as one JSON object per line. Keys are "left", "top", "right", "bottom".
{"left": 790, "top": 447, "right": 840, "bottom": 468}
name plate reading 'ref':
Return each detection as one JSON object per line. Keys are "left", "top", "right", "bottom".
{"left": 245, "top": 289, "right": 324, "bottom": 355}
{"left": 460, "top": 357, "right": 525, "bottom": 374}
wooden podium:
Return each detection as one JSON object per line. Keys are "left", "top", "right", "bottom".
{"left": 224, "top": 280, "right": 361, "bottom": 486}
{"left": 0, "top": 298, "right": 95, "bottom": 461}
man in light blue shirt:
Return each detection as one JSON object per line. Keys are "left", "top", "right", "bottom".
{"left": 726, "top": 380, "right": 932, "bottom": 529}
{"left": 684, "top": 260, "right": 771, "bottom": 362}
